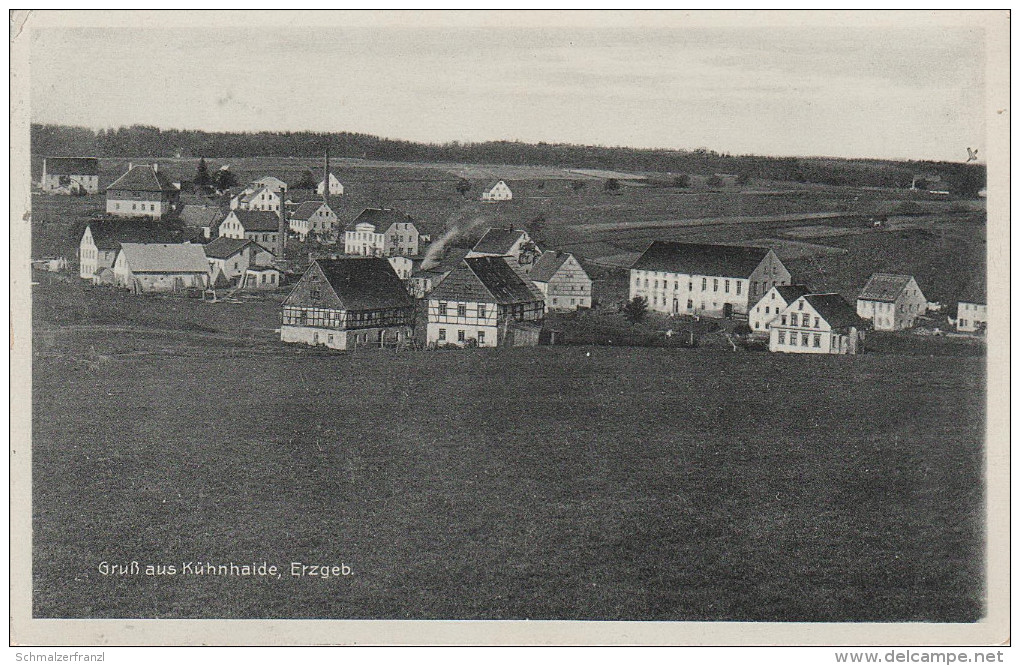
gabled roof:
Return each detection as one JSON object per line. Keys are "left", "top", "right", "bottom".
{"left": 431, "top": 256, "right": 543, "bottom": 305}
{"left": 228, "top": 209, "right": 281, "bottom": 232}
{"left": 802, "top": 294, "right": 866, "bottom": 331}
{"left": 631, "top": 241, "right": 772, "bottom": 278}
{"left": 773, "top": 284, "right": 810, "bottom": 304}
{"left": 290, "top": 200, "right": 331, "bottom": 221}
{"left": 237, "top": 186, "right": 277, "bottom": 204}
{"left": 529, "top": 250, "right": 577, "bottom": 283}
{"left": 414, "top": 247, "right": 471, "bottom": 277}
{"left": 118, "top": 243, "right": 209, "bottom": 273}
{"left": 345, "top": 207, "right": 416, "bottom": 233}
{"left": 84, "top": 222, "right": 182, "bottom": 251}
{"left": 203, "top": 236, "right": 272, "bottom": 260}
{"left": 485, "top": 179, "right": 509, "bottom": 190}
{"left": 858, "top": 273, "right": 916, "bottom": 302}
{"left": 107, "top": 165, "right": 178, "bottom": 193}
{"left": 315, "top": 258, "right": 414, "bottom": 311}
{"left": 179, "top": 205, "right": 225, "bottom": 229}
{"left": 319, "top": 172, "right": 342, "bottom": 184}
{"left": 45, "top": 157, "right": 98, "bottom": 176}
{"left": 472, "top": 228, "right": 527, "bottom": 255}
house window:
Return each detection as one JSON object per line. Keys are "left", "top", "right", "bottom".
{"left": 713, "top": 279, "right": 718, "bottom": 292}
{"left": 725, "top": 280, "right": 730, "bottom": 293}
{"left": 736, "top": 282, "right": 741, "bottom": 295}
{"left": 478, "top": 330, "right": 485, "bottom": 344}
{"left": 778, "top": 331, "right": 786, "bottom": 344}
{"left": 798, "top": 300, "right": 804, "bottom": 310}
{"left": 781, "top": 315, "right": 787, "bottom": 325}
{"left": 457, "top": 304, "right": 467, "bottom": 317}
{"left": 457, "top": 330, "right": 465, "bottom": 342}
{"left": 791, "top": 333, "right": 798, "bottom": 346}
{"left": 802, "top": 334, "right": 810, "bottom": 346}
{"left": 790, "top": 313, "right": 798, "bottom": 326}
{"left": 439, "top": 303, "right": 448, "bottom": 316}
{"left": 813, "top": 334, "right": 821, "bottom": 348}
{"left": 765, "top": 306, "right": 770, "bottom": 314}
{"left": 438, "top": 328, "right": 446, "bottom": 340}
{"left": 814, "top": 317, "right": 819, "bottom": 328}
{"left": 702, "top": 278, "right": 707, "bottom": 291}
{"left": 478, "top": 304, "right": 487, "bottom": 318}
{"left": 686, "top": 299, "right": 693, "bottom": 309}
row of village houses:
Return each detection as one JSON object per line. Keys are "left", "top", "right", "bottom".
{"left": 68, "top": 162, "right": 985, "bottom": 353}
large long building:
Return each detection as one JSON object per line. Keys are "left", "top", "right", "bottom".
{"left": 105, "top": 164, "right": 180, "bottom": 219}
{"left": 629, "top": 241, "right": 791, "bottom": 318}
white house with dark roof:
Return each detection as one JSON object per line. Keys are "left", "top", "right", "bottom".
{"left": 41, "top": 157, "right": 99, "bottom": 194}
{"left": 630, "top": 241, "right": 791, "bottom": 318}
{"left": 317, "top": 172, "right": 344, "bottom": 196}
{"left": 230, "top": 186, "right": 282, "bottom": 212}
{"left": 203, "top": 236, "right": 274, "bottom": 282}
{"left": 218, "top": 209, "right": 283, "bottom": 248}
{"left": 856, "top": 273, "right": 927, "bottom": 331}
{"left": 179, "top": 204, "right": 226, "bottom": 239}
{"left": 106, "top": 164, "right": 180, "bottom": 219}
{"left": 289, "top": 201, "right": 338, "bottom": 240}
{"left": 749, "top": 284, "right": 810, "bottom": 334}
{"left": 280, "top": 257, "right": 415, "bottom": 350}
{"left": 112, "top": 243, "right": 210, "bottom": 293}
{"left": 78, "top": 223, "right": 179, "bottom": 281}
{"left": 769, "top": 293, "right": 866, "bottom": 355}
{"left": 426, "top": 256, "right": 545, "bottom": 348}
{"left": 468, "top": 227, "right": 541, "bottom": 273}
{"left": 529, "top": 250, "right": 592, "bottom": 311}
{"left": 480, "top": 179, "right": 512, "bottom": 202}
{"left": 343, "top": 208, "right": 419, "bottom": 257}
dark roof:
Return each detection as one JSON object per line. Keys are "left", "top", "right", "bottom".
{"left": 84, "top": 222, "right": 181, "bottom": 251}
{"left": 317, "top": 258, "right": 415, "bottom": 311}
{"left": 203, "top": 236, "right": 272, "bottom": 259}
{"left": 858, "top": 273, "right": 915, "bottom": 302}
{"left": 529, "top": 250, "right": 573, "bottom": 283}
{"left": 45, "top": 157, "right": 98, "bottom": 176}
{"left": 179, "top": 205, "right": 225, "bottom": 228}
{"left": 472, "top": 228, "right": 526, "bottom": 255}
{"left": 106, "top": 165, "right": 178, "bottom": 193}
{"left": 803, "top": 293, "right": 866, "bottom": 331}
{"left": 774, "top": 284, "right": 811, "bottom": 304}
{"left": 431, "top": 256, "right": 543, "bottom": 305}
{"left": 230, "top": 210, "right": 282, "bottom": 232}
{"left": 485, "top": 179, "right": 509, "bottom": 190}
{"left": 345, "top": 207, "right": 416, "bottom": 232}
{"left": 290, "top": 200, "right": 331, "bottom": 221}
{"left": 631, "top": 241, "right": 772, "bottom": 277}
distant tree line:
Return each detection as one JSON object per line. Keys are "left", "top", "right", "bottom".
{"left": 31, "top": 123, "right": 986, "bottom": 196}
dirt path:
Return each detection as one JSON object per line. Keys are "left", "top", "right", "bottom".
{"left": 571, "top": 211, "right": 852, "bottom": 233}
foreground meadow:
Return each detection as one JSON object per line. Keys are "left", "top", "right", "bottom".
{"left": 33, "top": 328, "right": 984, "bottom": 621}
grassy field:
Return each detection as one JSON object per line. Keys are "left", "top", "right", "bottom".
{"left": 31, "top": 279, "right": 985, "bottom": 621}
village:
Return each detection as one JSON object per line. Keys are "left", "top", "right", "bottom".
{"left": 35, "top": 153, "right": 988, "bottom": 359}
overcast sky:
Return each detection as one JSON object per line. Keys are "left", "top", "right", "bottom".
{"left": 30, "top": 22, "right": 986, "bottom": 162}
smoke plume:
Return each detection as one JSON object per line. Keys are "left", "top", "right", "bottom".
{"left": 420, "top": 211, "right": 490, "bottom": 271}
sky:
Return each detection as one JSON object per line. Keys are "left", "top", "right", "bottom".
{"left": 29, "top": 19, "right": 987, "bottom": 162}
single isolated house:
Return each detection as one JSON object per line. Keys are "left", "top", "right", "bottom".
{"left": 41, "top": 157, "right": 99, "bottom": 194}
{"left": 480, "top": 179, "right": 512, "bottom": 202}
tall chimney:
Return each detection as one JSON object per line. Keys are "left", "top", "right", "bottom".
{"left": 152, "top": 162, "right": 158, "bottom": 173}
{"left": 323, "top": 144, "right": 330, "bottom": 204}
{"left": 277, "top": 185, "right": 287, "bottom": 260}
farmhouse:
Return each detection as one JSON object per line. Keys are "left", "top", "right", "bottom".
{"left": 426, "top": 256, "right": 545, "bottom": 348}
{"left": 219, "top": 210, "right": 283, "bottom": 248}
{"left": 480, "top": 179, "right": 512, "bottom": 202}
{"left": 179, "top": 204, "right": 226, "bottom": 239}
{"left": 78, "top": 223, "right": 178, "bottom": 281}
{"left": 317, "top": 172, "right": 344, "bottom": 196}
{"left": 113, "top": 243, "right": 210, "bottom": 293}
{"left": 529, "top": 250, "right": 592, "bottom": 311}
{"left": 343, "top": 208, "right": 420, "bottom": 257}
{"left": 203, "top": 236, "right": 275, "bottom": 282}
{"left": 957, "top": 301, "right": 987, "bottom": 333}
{"left": 749, "top": 284, "right": 810, "bottom": 334}
{"left": 856, "top": 273, "right": 927, "bottom": 331}
{"left": 252, "top": 175, "right": 287, "bottom": 193}
{"left": 408, "top": 247, "right": 471, "bottom": 298}
{"left": 105, "top": 164, "right": 180, "bottom": 219}
{"left": 230, "top": 186, "right": 282, "bottom": 212}
{"left": 630, "top": 241, "right": 791, "bottom": 318}
{"left": 468, "top": 227, "right": 541, "bottom": 273}
{"left": 40, "top": 157, "right": 99, "bottom": 194}
{"left": 280, "top": 257, "right": 415, "bottom": 350}
{"left": 769, "top": 293, "right": 865, "bottom": 355}
{"left": 289, "top": 201, "right": 338, "bottom": 240}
